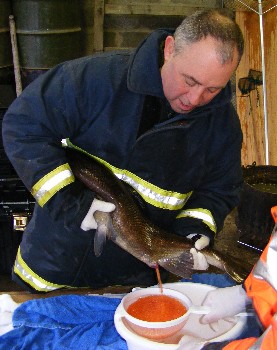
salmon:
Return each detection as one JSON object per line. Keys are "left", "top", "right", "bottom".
{"left": 67, "top": 149, "right": 248, "bottom": 283}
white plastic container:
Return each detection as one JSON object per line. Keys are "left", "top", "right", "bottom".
{"left": 115, "top": 287, "right": 192, "bottom": 341}
{"left": 114, "top": 282, "right": 248, "bottom": 350}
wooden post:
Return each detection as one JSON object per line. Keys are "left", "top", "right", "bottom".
{"left": 94, "top": 0, "right": 104, "bottom": 52}
{"left": 9, "top": 15, "right": 22, "bottom": 96}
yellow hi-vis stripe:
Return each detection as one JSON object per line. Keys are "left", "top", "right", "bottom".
{"left": 177, "top": 208, "right": 217, "bottom": 233}
{"left": 13, "top": 247, "right": 70, "bottom": 292}
{"left": 62, "top": 138, "right": 192, "bottom": 210}
{"left": 31, "top": 163, "right": 74, "bottom": 207}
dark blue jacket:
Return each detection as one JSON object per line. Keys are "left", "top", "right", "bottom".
{"left": 2, "top": 29, "right": 243, "bottom": 287}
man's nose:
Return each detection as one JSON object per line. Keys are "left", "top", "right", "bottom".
{"left": 187, "top": 86, "right": 205, "bottom": 106}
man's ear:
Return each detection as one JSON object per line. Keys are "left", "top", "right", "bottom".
{"left": 164, "top": 36, "right": 175, "bottom": 61}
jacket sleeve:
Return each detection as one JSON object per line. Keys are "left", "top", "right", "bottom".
{"left": 174, "top": 105, "right": 243, "bottom": 241}
{"left": 2, "top": 62, "right": 95, "bottom": 230}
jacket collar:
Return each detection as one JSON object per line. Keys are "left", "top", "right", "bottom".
{"left": 127, "top": 29, "right": 170, "bottom": 97}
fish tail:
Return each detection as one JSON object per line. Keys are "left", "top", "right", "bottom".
{"left": 158, "top": 251, "right": 194, "bottom": 278}
{"left": 204, "top": 250, "right": 250, "bottom": 284}
{"left": 221, "top": 257, "right": 249, "bottom": 284}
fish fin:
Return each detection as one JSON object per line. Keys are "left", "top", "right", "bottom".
{"left": 93, "top": 211, "right": 113, "bottom": 257}
{"left": 158, "top": 251, "right": 194, "bottom": 278}
{"left": 94, "top": 224, "right": 107, "bottom": 257}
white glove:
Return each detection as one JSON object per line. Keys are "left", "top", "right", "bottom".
{"left": 81, "top": 198, "right": 115, "bottom": 231}
{"left": 201, "top": 284, "right": 251, "bottom": 324}
{"left": 0, "top": 294, "right": 20, "bottom": 336}
{"left": 178, "top": 334, "right": 206, "bottom": 350}
{"left": 187, "top": 234, "right": 210, "bottom": 250}
{"left": 190, "top": 248, "right": 209, "bottom": 270}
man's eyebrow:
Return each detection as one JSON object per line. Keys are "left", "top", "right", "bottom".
{"left": 185, "top": 74, "right": 224, "bottom": 90}
{"left": 185, "top": 75, "right": 200, "bottom": 85}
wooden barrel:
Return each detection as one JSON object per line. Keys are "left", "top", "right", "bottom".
{"left": 236, "top": 163, "right": 277, "bottom": 251}
{"left": 12, "top": 0, "right": 82, "bottom": 87}
{"left": 0, "top": 0, "right": 14, "bottom": 84}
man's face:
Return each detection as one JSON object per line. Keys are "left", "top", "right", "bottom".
{"left": 161, "top": 35, "right": 239, "bottom": 114}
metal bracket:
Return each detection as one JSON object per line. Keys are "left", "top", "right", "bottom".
{"left": 12, "top": 213, "right": 29, "bottom": 231}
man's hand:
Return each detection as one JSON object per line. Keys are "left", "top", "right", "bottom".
{"left": 201, "top": 285, "right": 251, "bottom": 324}
{"left": 81, "top": 198, "right": 115, "bottom": 231}
{"left": 190, "top": 248, "right": 209, "bottom": 270}
{"left": 187, "top": 234, "right": 210, "bottom": 250}
{"left": 178, "top": 334, "right": 206, "bottom": 350}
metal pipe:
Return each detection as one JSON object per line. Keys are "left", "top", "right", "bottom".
{"left": 258, "top": 0, "right": 269, "bottom": 165}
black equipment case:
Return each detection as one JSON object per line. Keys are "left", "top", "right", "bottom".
{"left": 0, "top": 106, "right": 35, "bottom": 275}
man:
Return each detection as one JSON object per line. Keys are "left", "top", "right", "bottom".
{"left": 180, "top": 206, "right": 277, "bottom": 349}
{"left": 3, "top": 9, "right": 244, "bottom": 292}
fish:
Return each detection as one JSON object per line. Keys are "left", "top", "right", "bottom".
{"left": 66, "top": 149, "right": 249, "bottom": 283}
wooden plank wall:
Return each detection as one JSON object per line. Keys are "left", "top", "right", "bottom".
{"left": 93, "top": 0, "right": 222, "bottom": 51}
{"left": 236, "top": 8, "right": 277, "bottom": 166}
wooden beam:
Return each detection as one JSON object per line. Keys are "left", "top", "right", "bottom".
{"left": 105, "top": 4, "right": 220, "bottom": 16}
{"left": 94, "top": 0, "right": 105, "bottom": 52}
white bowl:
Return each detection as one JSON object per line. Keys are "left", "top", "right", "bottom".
{"left": 115, "top": 287, "right": 192, "bottom": 341}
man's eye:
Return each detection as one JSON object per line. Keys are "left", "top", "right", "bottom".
{"left": 185, "top": 78, "right": 196, "bottom": 87}
{"left": 207, "top": 87, "right": 221, "bottom": 93}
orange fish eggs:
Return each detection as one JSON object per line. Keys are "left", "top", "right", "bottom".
{"left": 127, "top": 294, "right": 187, "bottom": 322}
